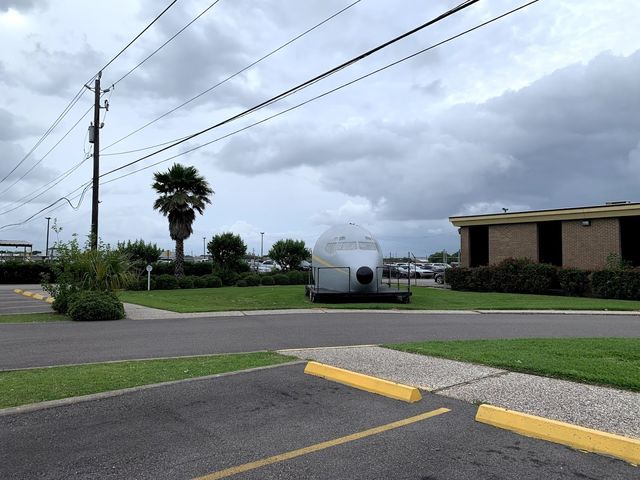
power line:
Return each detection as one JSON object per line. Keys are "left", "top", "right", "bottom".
{"left": 99, "top": 0, "right": 541, "bottom": 184}
{"left": 0, "top": 0, "right": 179, "bottom": 196}
{"left": 111, "top": 0, "right": 223, "bottom": 87}
{"left": 0, "top": 0, "right": 541, "bottom": 231}
{"left": 100, "top": 0, "right": 481, "bottom": 178}
{"left": 101, "top": 0, "right": 364, "bottom": 153}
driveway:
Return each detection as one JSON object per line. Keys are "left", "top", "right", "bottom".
{"left": 1, "top": 311, "right": 639, "bottom": 369}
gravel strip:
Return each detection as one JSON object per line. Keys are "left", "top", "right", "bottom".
{"left": 282, "top": 345, "right": 640, "bottom": 439}
{"left": 442, "top": 372, "right": 640, "bottom": 439}
{"left": 280, "top": 346, "right": 504, "bottom": 391}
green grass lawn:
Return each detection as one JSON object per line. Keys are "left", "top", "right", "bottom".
{"left": 386, "top": 338, "right": 640, "bottom": 392}
{"left": 0, "top": 352, "right": 295, "bottom": 409}
{"left": 0, "top": 312, "right": 67, "bottom": 324}
{"left": 118, "top": 285, "right": 640, "bottom": 313}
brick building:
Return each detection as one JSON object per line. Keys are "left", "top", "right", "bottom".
{"left": 449, "top": 202, "right": 640, "bottom": 270}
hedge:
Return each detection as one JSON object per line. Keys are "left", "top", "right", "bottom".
{"left": 592, "top": 269, "right": 640, "bottom": 300}
{"left": 0, "top": 261, "right": 53, "bottom": 284}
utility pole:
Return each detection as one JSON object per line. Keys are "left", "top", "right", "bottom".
{"left": 90, "top": 72, "right": 101, "bottom": 250}
{"left": 260, "top": 232, "right": 264, "bottom": 258}
{"left": 45, "top": 217, "right": 51, "bottom": 260}
{"left": 88, "top": 71, "right": 109, "bottom": 250}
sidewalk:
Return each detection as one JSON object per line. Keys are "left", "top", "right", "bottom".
{"left": 279, "top": 345, "right": 640, "bottom": 440}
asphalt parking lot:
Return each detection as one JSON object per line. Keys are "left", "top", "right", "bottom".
{"left": 1, "top": 363, "right": 635, "bottom": 480}
{"left": 0, "top": 284, "right": 52, "bottom": 314}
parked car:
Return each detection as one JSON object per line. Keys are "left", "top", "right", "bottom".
{"left": 257, "top": 260, "right": 280, "bottom": 273}
{"left": 434, "top": 271, "right": 445, "bottom": 284}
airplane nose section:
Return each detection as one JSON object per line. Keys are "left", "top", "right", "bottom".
{"left": 356, "top": 266, "right": 374, "bottom": 285}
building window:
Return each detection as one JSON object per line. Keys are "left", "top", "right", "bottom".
{"left": 538, "top": 221, "right": 562, "bottom": 266}
{"left": 469, "top": 225, "right": 489, "bottom": 267}
{"left": 620, "top": 216, "right": 640, "bottom": 267}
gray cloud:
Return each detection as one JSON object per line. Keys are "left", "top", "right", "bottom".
{"left": 213, "top": 50, "right": 640, "bottom": 221}
{"left": 0, "top": 108, "right": 36, "bottom": 141}
{"left": 0, "top": 0, "right": 40, "bottom": 12}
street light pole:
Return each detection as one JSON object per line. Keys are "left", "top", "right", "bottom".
{"left": 202, "top": 236, "right": 206, "bottom": 259}
{"left": 260, "top": 232, "right": 264, "bottom": 258}
{"left": 45, "top": 217, "right": 51, "bottom": 259}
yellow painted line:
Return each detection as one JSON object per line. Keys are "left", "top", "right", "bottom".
{"left": 21, "top": 291, "right": 34, "bottom": 298}
{"left": 46, "top": 297, "right": 55, "bottom": 304}
{"left": 304, "top": 361, "right": 422, "bottom": 403}
{"left": 13, "top": 289, "right": 23, "bottom": 294}
{"left": 194, "top": 408, "right": 450, "bottom": 480}
{"left": 33, "top": 293, "right": 44, "bottom": 300}
{"left": 476, "top": 404, "right": 640, "bottom": 465}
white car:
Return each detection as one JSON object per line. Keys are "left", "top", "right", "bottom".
{"left": 257, "top": 260, "right": 280, "bottom": 273}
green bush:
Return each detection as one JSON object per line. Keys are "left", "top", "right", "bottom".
{"left": 592, "top": 269, "right": 640, "bottom": 300}
{"left": 244, "top": 275, "right": 261, "bottom": 287}
{"left": 236, "top": 279, "right": 248, "bottom": 287}
{"left": 261, "top": 275, "right": 275, "bottom": 286}
{"left": 0, "top": 260, "right": 53, "bottom": 284}
{"left": 272, "top": 274, "right": 290, "bottom": 285}
{"left": 202, "top": 274, "right": 222, "bottom": 288}
{"left": 51, "top": 286, "right": 80, "bottom": 314}
{"left": 558, "top": 268, "right": 591, "bottom": 296}
{"left": 67, "top": 290, "right": 125, "bottom": 321}
{"left": 155, "top": 274, "right": 179, "bottom": 290}
{"left": 287, "top": 270, "right": 307, "bottom": 285}
{"left": 216, "top": 270, "right": 239, "bottom": 286}
{"left": 193, "top": 276, "right": 208, "bottom": 288}
{"left": 178, "top": 276, "right": 195, "bottom": 289}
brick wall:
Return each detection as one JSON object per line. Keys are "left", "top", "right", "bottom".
{"left": 489, "top": 223, "right": 538, "bottom": 264}
{"left": 562, "top": 219, "right": 620, "bottom": 270}
{"left": 459, "top": 227, "right": 470, "bottom": 267}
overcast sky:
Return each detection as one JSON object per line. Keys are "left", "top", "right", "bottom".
{"left": 1, "top": 0, "right": 639, "bottom": 258}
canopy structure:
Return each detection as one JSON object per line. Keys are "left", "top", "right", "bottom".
{"left": 0, "top": 240, "right": 33, "bottom": 258}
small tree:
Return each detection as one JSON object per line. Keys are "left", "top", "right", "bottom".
{"left": 117, "top": 239, "right": 162, "bottom": 264}
{"left": 208, "top": 232, "right": 247, "bottom": 272}
{"left": 268, "top": 239, "right": 310, "bottom": 271}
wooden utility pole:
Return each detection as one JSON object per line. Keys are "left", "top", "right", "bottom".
{"left": 90, "top": 72, "right": 101, "bottom": 250}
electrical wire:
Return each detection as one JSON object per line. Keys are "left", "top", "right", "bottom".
{"left": 0, "top": 0, "right": 541, "bottom": 231}
{"left": 101, "top": 0, "right": 364, "bottom": 153}
{"left": 111, "top": 0, "right": 223, "bottom": 87}
{"left": 99, "top": 0, "right": 541, "bottom": 185}
{"left": 100, "top": 0, "right": 480, "bottom": 178}
{"left": 0, "top": 0, "right": 178, "bottom": 191}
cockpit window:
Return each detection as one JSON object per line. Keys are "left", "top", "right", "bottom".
{"left": 358, "top": 242, "right": 378, "bottom": 250}
{"left": 335, "top": 242, "right": 357, "bottom": 250}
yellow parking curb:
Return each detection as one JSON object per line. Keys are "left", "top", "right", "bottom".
{"left": 33, "top": 293, "right": 45, "bottom": 300}
{"left": 476, "top": 404, "right": 640, "bottom": 465}
{"left": 13, "top": 288, "right": 23, "bottom": 294}
{"left": 46, "top": 297, "right": 55, "bottom": 304}
{"left": 22, "top": 291, "right": 34, "bottom": 297}
{"left": 304, "top": 361, "right": 422, "bottom": 403}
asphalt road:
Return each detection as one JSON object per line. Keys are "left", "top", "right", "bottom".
{"left": 0, "top": 284, "right": 52, "bottom": 314}
{"left": 2, "top": 311, "right": 639, "bottom": 369}
{"left": 1, "top": 363, "right": 634, "bottom": 480}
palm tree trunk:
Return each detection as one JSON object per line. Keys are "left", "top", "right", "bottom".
{"left": 175, "top": 238, "right": 185, "bottom": 277}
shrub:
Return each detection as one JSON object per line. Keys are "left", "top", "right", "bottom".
{"left": 216, "top": 270, "right": 239, "bottom": 286}
{"left": 272, "top": 273, "right": 290, "bottom": 285}
{"left": 178, "top": 276, "right": 195, "bottom": 289}
{"left": 558, "top": 268, "right": 591, "bottom": 296}
{"left": 0, "top": 260, "right": 53, "bottom": 284}
{"left": 52, "top": 285, "right": 80, "bottom": 314}
{"left": 193, "top": 276, "right": 208, "bottom": 288}
{"left": 244, "top": 275, "right": 261, "bottom": 287}
{"left": 261, "top": 275, "right": 275, "bottom": 286}
{"left": 592, "top": 269, "right": 640, "bottom": 300}
{"left": 236, "top": 279, "right": 248, "bottom": 287}
{"left": 155, "top": 274, "right": 179, "bottom": 290}
{"left": 202, "top": 274, "right": 222, "bottom": 288}
{"left": 287, "top": 270, "right": 307, "bottom": 285}
{"left": 67, "top": 290, "right": 125, "bottom": 321}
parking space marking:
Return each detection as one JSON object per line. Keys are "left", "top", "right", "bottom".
{"left": 193, "top": 408, "right": 450, "bottom": 480}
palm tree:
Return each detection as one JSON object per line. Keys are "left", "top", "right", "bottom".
{"left": 152, "top": 163, "right": 213, "bottom": 277}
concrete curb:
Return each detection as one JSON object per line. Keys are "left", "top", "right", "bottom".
{"left": 476, "top": 404, "right": 640, "bottom": 465}
{"left": 0, "top": 360, "right": 305, "bottom": 417}
{"left": 304, "top": 361, "right": 422, "bottom": 403}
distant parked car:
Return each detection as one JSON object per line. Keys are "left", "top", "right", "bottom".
{"left": 434, "top": 271, "right": 445, "bottom": 284}
{"left": 258, "top": 260, "right": 280, "bottom": 273}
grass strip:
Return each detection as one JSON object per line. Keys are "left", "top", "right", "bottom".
{"left": 0, "top": 352, "right": 295, "bottom": 409}
{"left": 119, "top": 285, "right": 640, "bottom": 313}
{"left": 386, "top": 338, "right": 640, "bottom": 392}
{"left": 0, "top": 313, "right": 67, "bottom": 324}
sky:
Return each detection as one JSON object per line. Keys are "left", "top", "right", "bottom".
{"left": 1, "top": 0, "right": 639, "bottom": 259}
